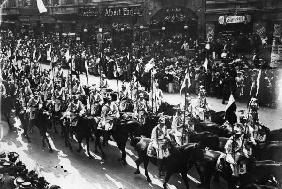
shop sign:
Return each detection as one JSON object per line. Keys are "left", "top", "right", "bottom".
{"left": 104, "top": 6, "right": 143, "bottom": 17}
{"left": 219, "top": 15, "right": 251, "bottom": 24}
{"left": 78, "top": 7, "right": 99, "bottom": 17}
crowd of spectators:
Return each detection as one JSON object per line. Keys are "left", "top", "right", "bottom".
{"left": 0, "top": 28, "right": 280, "bottom": 107}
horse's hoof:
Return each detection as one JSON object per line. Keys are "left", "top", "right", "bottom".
{"left": 134, "top": 170, "right": 140, "bottom": 174}
{"left": 163, "top": 184, "right": 167, "bottom": 189}
{"left": 146, "top": 178, "right": 152, "bottom": 183}
{"left": 123, "top": 160, "right": 127, "bottom": 166}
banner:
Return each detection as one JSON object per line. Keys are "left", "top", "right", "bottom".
{"left": 36, "top": 0, "right": 47, "bottom": 14}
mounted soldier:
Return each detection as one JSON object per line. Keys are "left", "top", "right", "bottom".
{"left": 169, "top": 110, "right": 191, "bottom": 146}
{"left": 62, "top": 95, "right": 86, "bottom": 139}
{"left": 89, "top": 86, "right": 103, "bottom": 116}
{"left": 195, "top": 86, "right": 209, "bottom": 121}
{"left": 134, "top": 92, "right": 148, "bottom": 124}
{"left": 119, "top": 83, "right": 132, "bottom": 112}
{"left": 147, "top": 116, "right": 169, "bottom": 177}
{"left": 224, "top": 124, "right": 249, "bottom": 177}
{"left": 98, "top": 96, "right": 118, "bottom": 131}
{"left": 26, "top": 91, "right": 43, "bottom": 133}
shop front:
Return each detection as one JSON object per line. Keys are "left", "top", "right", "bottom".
{"left": 150, "top": 7, "right": 198, "bottom": 40}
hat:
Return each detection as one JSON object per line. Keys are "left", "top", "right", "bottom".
{"left": 101, "top": 74, "right": 106, "bottom": 78}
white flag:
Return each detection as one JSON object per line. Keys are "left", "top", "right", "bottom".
{"left": 144, "top": 58, "right": 155, "bottom": 72}
{"left": 37, "top": 0, "right": 47, "bottom": 13}
{"left": 46, "top": 45, "right": 51, "bottom": 61}
{"left": 203, "top": 58, "right": 208, "bottom": 71}
{"left": 256, "top": 69, "right": 262, "bottom": 97}
{"left": 65, "top": 49, "right": 70, "bottom": 62}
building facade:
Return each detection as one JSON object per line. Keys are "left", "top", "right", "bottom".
{"left": 0, "top": 0, "right": 205, "bottom": 36}
{"left": 1, "top": 0, "right": 282, "bottom": 39}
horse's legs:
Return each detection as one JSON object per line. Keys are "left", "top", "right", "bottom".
{"left": 194, "top": 163, "right": 205, "bottom": 186}
{"left": 86, "top": 137, "right": 93, "bottom": 159}
{"left": 144, "top": 158, "right": 151, "bottom": 182}
{"left": 134, "top": 157, "right": 143, "bottom": 174}
{"left": 94, "top": 131, "right": 105, "bottom": 159}
{"left": 119, "top": 145, "right": 127, "bottom": 165}
{"left": 77, "top": 137, "right": 83, "bottom": 153}
{"left": 180, "top": 170, "right": 189, "bottom": 189}
{"left": 44, "top": 133, "right": 53, "bottom": 152}
{"left": 163, "top": 171, "right": 172, "bottom": 189}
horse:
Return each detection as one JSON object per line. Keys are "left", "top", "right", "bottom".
{"left": 206, "top": 110, "right": 225, "bottom": 125}
{"left": 130, "top": 137, "right": 204, "bottom": 189}
{"left": 157, "top": 102, "right": 177, "bottom": 116}
{"left": 267, "top": 129, "right": 282, "bottom": 141}
{"left": 94, "top": 118, "right": 141, "bottom": 164}
{"left": 61, "top": 114, "right": 94, "bottom": 158}
{"left": 197, "top": 150, "right": 282, "bottom": 189}
{"left": 14, "top": 98, "right": 53, "bottom": 152}
{"left": 191, "top": 117, "right": 232, "bottom": 138}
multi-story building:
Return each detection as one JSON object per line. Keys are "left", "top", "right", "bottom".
{"left": 0, "top": 0, "right": 205, "bottom": 36}
{"left": 1, "top": 0, "right": 282, "bottom": 39}
{"left": 205, "top": 0, "right": 282, "bottom": 39}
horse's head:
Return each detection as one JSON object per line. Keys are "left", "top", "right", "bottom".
{"left": 130, "top": 137, "right": 141, "bottom": 148}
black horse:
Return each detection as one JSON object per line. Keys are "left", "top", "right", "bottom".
{"left": 61, "top": 115, "right": 95, "bottom": 158}
{"left": 15, "top": 101, "right": 53, "bottom": 152}
{"left": 93, "top": 118, "right": 142, "bottom": 164}
{"left": 197, "top": 150, "right": 282, "bottom": 189}
{"left": 130, "top": 137, "right": 204, "bottom": 189}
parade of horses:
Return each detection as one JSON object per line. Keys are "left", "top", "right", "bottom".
{"left": 1, "top": 0, "right": 282, "bottom": 189}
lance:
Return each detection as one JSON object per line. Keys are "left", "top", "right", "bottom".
{"left": 151, "top": 69, "right": 154, "bottom": 114}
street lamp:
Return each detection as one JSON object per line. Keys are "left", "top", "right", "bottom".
{"left": 84, "top": 28, "right": 88, "bottom": 32}
{"left": 161, "top": 26, "right": 165, "bottom": 31}
{"left": 99, "top": 28, "right": 102, "bottom": 33}
{"left": 121, "top": 28, "right": 125, "bottom": 32}
{"left": 184, "top": 25, "right": 188, "bottom": 29}
{"left": 140, "top": 25, "right": 144, "bottom": 29}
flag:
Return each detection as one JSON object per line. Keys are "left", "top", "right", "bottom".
{"left": 144, "top": 58, "right": 155, "bottom": 72}
{"left": 37, "top": 0, "right": 47, "bottom": 13}
{"left": 256, "top": 69, "right": 262, "bottom": 97}
{"left": 65, "top": 49, "right": 70, "bottom": 62}
{"left": 203, "top": 57, "right": 208, "bottom": 71}
{"left": 180, "top": 69, "right": 191, "bottom": 95}
{"left": 225, "top": 94, "right": 236, "bottom": 112}
{"left": 32, "top": 47, "right": 36, "bottom": 61}
{"left": 224, "top": 94, "right": 237, "bottom": 124}
{"left": 46, "top": 45, "right": 51, "bottom": 61}
{"left": 85, "top": 59, "right": 89, "bottom": 85}
{"left": 127, "top": 52, "right": 130, "bottom": 60}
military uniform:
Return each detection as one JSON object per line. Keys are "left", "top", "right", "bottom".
{"left": 224, "top": 126, "right": 249, "bottom": 176}
{"left": 134, "top": 94, "right": 147, "bottom": 124}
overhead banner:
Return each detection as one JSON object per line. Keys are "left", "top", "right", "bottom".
{"left": 219, "top": 15, "right": 251, "bottom": 24}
